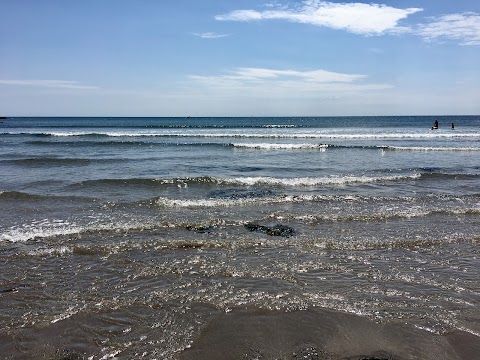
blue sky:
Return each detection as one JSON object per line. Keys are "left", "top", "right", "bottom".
{"left": 1, "top": 0, "right": 479, "bottom": 116}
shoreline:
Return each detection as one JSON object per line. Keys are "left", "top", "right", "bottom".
{"left": 2, "top": 304, "right": 479, "bottom": 359}
{"left": 179, "top": 306, "right": 480, "bottom": 360}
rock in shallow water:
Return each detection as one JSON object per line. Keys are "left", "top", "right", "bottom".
{"left": 244, "top": 223, "right": 296, "bottom": 237}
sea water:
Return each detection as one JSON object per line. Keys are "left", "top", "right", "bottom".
{"left": 0, "top": 116, "right": 479, "bottom": 359}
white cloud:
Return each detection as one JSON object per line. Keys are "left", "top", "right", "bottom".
{"left": 216, "top": 1, "right": 422, "bottom": 35}
{"left": 192, "top": 32, "right": 229, "bottom": 39}
{"left": 0, "top": 79, "right": 98, "bottom": 90}
{"left": 416, "top": 12, "right": 480, "bottom": 45}
{"left": 186, "top": 67, "right": 391, "bottom": 97}
{"left": 230, "top": 67, "right": 366, "bottom": 82}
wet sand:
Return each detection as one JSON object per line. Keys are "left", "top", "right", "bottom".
{"left": 180, "top": 307, "right": 480, "bottom": 360}
{"left": 1, "top": 304, "right": 479, "bottom": 359}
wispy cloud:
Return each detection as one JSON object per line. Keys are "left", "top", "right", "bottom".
{"left": 192, "top": 32, "right": 229, "bottom": 39}
{"left": 416, "top": 12, "right": 480, "bottom": 45}
{"left": 187, "top": 67, "right": 391, "bottom": 96}
{"left": 0, "top": 79, "right": 98, "bottom": 90}
{"left": 215, "top": 1, "right": 422, "bottom": 35}
{"left": 226, "top": 67, "right": 366, "bottom": 82}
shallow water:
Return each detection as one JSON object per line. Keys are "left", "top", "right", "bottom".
{"left": 1, "top": 116, "right": 479, "bottom": 359}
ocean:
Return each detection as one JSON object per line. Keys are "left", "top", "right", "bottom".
{"left": 0, "top": 116, "right": 479, "bottom": 359}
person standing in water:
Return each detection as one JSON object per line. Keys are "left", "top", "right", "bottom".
{"left": 451, "top": 122, "right": 455, "bottom": 129}
{"left": 432, "top": 119, "right": 439, "bottom": 130}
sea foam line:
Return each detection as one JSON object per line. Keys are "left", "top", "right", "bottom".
{"left": 0, "top": 218, "right": 157, "bottom": 243}
{"left": 383, "top": 146, "right": 480, "bottom": 151}
{"left": 211, "top": 174, "right": 421, "bottom": 187}
{"left": 3, "top": 131, "right": 480, "bottom": 139}
{"left": 0, "top": 219, "right": 83, "bottom": 243}
{"left": 154, "top": 195, "right": 326, "bottom": 208}
{"left": 76, "top": 174, "right": 421, "bottom": 188}
{"left": 262, "top": 124, "right": 297, "bottom": 128}
{"left": 232, "top": 143, "right": 328, "bottom": 150}
{"left": 154, "top": 197, "right": 273, "bottom": 208}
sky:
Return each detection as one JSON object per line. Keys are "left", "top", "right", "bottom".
{"left": 1, "top": 0, "right": 479, "bottom": 116}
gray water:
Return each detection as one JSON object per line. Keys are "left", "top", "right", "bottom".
{"left": 1, "top": 116, "right": 479, "bottom": 359}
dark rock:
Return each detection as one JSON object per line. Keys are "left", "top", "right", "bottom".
{"left": 244, "top": 223, "right": 266, "bottom": 232}
{"left": 0, "top": 287, "right": 17, "bottom": 293}
{"left": 244, "top": 223, "right": 295, "bottom": 237}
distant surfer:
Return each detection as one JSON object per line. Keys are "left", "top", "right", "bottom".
{"left": 451, "top": 122, "right": 455, "bottom": 130}
{"left": 431, "top": 119, "right": 438, "bottom": 130}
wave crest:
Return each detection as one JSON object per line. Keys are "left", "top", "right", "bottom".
{"left": 232, "top": 143, "right": 328, "bottom": 150}
{"left": 383, "top": 146, "right": 480, "bottom": 151}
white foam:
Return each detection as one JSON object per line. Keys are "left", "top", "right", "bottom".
{"left": 51, "top": 305, "right": 83, "bottom": 323}
{"left": 262, "top": 124, "right": 297, "bottom": 128}
{"left": 152, "top": 174, "right": 419, "bottom": 188}
{"left": 0, "top": 218, "right": 157, "bottom": 243}
{"left": 413, "top": 324, "right": 442, "bottom": 335}
{"left": 216, "top": 174, "right": 420, "bottom": 187}
{"left": 385, "top": 146, "right": 480, "bottom": 151}
{"left": 232, "top": 143, "right": 328, "bottom": 150}
{"left": 4, "top": 130, "right": 480, "bottom": 140}
{"left": 27, "top": 246, "right": 73, "bottom": 256}
{"left": 155, "top": 197, "right": 283, "bottom": 208}
{"left": 0, "top": 219, "right": 82, "bottom": 243}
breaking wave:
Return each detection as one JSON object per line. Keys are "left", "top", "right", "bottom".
{"left": 382, "top": 146, "right": 480, "bottom": 151}
{"left": 3, "top": 131, "right": 480, "bottom": 140}
{"left": 73, "top": 174, "right": 421, "bottom": 189}
{"left": 232, "top": 143, "right": 328, "bottom": 150}
{"left": 25, "top": 140, "right": 230, "bottom": 148}
{"left": 23, "top": 140, "right": 480, "bottom": 152}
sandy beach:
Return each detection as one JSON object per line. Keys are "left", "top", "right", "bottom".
{"left": 180, "top": 306, "right": 480, "bottom": 360}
